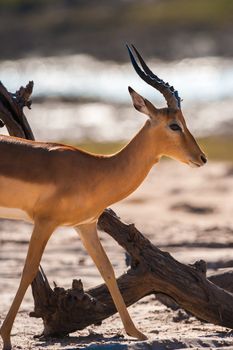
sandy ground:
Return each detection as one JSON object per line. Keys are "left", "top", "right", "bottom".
{"left": 1, "top": 160, "right": 233, "bottom": 349}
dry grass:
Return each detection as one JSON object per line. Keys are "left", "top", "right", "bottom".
{"left": 198, "top": 136, "right": 233, "bottom": 162}
{"left": 73, "top": 136, "right": 233, "bottom": 162}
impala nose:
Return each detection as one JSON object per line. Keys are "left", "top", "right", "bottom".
{"left": 200, "top": 155, "right": 207, "bottom": 164}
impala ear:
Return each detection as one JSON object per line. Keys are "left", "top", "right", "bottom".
{"left": 128, "top": 86, "right": 150, "bottom": 116}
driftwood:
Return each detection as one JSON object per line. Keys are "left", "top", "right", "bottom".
{"left": 28, "top": 209, "right": 233, "bottom": 336}
{"left": 0, "top": 81, "right": 34, "bottom": 140}
{"left": 1, "top": 81, "right": 233, "bottom": 337}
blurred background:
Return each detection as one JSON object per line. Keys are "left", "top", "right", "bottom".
{"left": 1, "top": 4, "right": 233, "bottom": 344}
{"left": 0, "top": 0, "right": 233, "bottom": 157}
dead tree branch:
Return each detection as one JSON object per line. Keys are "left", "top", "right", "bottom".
{"left": 0, "top": 80, "right": 34, "bottom": 139}
{"left": 29, "top": 209, "right": 233, "bottom": 336}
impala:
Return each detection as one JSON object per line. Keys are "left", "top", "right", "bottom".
{"left": 0, "top": 45, "right": 207, "bottom": 350}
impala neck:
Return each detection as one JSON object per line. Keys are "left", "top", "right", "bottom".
{"left": 105, "top": 120, "right": 160, "bottom": 205}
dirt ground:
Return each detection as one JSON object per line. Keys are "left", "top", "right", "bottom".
{"left": 1, "top": 160, "right": 233, "bottom": 350}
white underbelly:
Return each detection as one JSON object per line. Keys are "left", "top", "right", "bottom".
{"left": 0, "top": 207, "right": 32, "bottom": 222}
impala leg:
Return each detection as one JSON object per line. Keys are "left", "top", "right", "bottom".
{"left": 0, "top": 219, "right": 56, "bottom": 350}
{"left": 76, "top": 223, "right": 147, "bottom": 340}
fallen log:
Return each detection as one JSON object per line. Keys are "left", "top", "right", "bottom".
{"left": 1, "top": 81, "right": 233, "bottom": 338}
{"left": 28, "top": 209, "right": 233, "bottom": 336}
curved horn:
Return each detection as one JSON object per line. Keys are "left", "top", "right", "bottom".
{"left": 126, "top": 44, "right": 181, "bottom": 109}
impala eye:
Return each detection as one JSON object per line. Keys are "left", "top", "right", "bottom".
{"left": 169, "top": 123, "right": 182, "bottom": 131}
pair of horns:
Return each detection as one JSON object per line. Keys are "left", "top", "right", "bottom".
{"left": 127, "top": 44, "right": 181, "bottom": 110}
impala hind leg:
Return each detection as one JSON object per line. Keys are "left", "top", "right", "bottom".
{"left": 76, "top": 223, "right": 147, "bottom": 340}
{"left": 0, "top": 219, "right": 56, "bottom": 350}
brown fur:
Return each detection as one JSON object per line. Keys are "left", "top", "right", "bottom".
{"left": 0, "top": 91, "right": 206, "bottom": 349}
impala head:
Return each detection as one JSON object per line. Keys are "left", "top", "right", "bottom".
{"left": 127, "top": 45, "right": 207, "bottom": 167}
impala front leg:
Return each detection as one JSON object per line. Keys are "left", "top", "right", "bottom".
{"left": 76, "top": 222, "right": 147, "bottom": 340}
{"left": 0, "top": 219, "right": 56, "bottom": 350}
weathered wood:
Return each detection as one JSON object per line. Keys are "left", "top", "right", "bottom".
{"left": 0, "top": 81, "right": 34, "bottom": 139}
{"left": 208, "top": 269, "right": 233, "bottom": 293}
{"left": 29, "top": 209, "right": 233, "bottom": 336}
{"left": 2, "top": 81, "right": 233, "bottom": 337}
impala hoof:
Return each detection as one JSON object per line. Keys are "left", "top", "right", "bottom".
{"left": 1, "top": 334, "right": 12, "bottom": 350}
{"left": 136, "top": 331, "right": 148, "bottom": 341}
{"left": 126, "top": 328, "right": 148, "bottom": 341}
{"left": 3, "top": 344, "right": 12, "bottom": 350}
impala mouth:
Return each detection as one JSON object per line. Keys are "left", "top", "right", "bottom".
{"left": 188, "top": 154, "right": 207, "bottom": 168}
{"left": 188, "top": 161, "right": 201, "bottom": 168}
